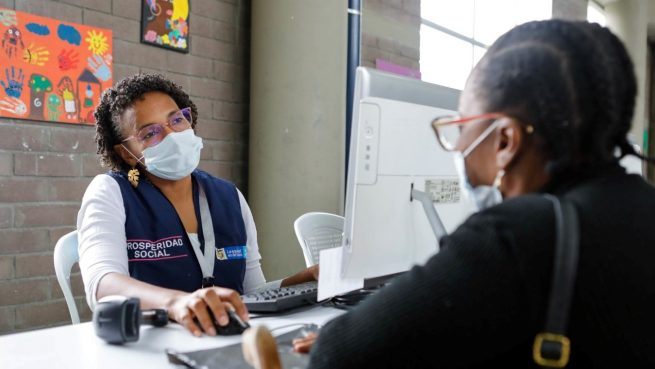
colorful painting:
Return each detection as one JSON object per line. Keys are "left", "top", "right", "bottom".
{"left": 141, "top": 0, "right": 189, "bottom": 53}
{"left": 0, "top": 8, "right": 113, "bottom": 125}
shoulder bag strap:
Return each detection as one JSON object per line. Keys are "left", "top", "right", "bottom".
{"left": 533, "top": 195, "right": 580, "bottom": 368}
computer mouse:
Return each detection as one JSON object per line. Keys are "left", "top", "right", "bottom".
{"left": 213, "top": 309, "right": 250, "bottom": 336}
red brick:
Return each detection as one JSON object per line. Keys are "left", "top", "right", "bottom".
{"left": 0, "top": 124, "right": 50, "bottom": 152}
{"left": 49, "top": 127, "right": 96, "bottom": 153}
{"left": 15, "top": 253, "right": 55, "bottom": 278}
{"left": 0, "top": 178, "right": 49, "bottom": 202}
{"left": 112, "top": 0, "right": 141, "bottom": 20}
{"left": 82, "top": 154, "right": 105, "bottom": 177}
{"left": 0, "top": 207, "right": 12, "bottom": 229}
{"left": 14, "top": 204, "right": 79, "bottom": 228}
{"left": 0, "top": 153, "right": 12, "bottom": 176}
{"left": 51, "top": 272, "right": 85, "bottom": 299}
{"left": 0, "top": 306, "right": 14, "bottom": 334}
{"left": 76, "top": 296, "right": 92, "bottom": 322}
{"left": 16, "top": 0, "right": 83, "bottom": 23}
{"left": 0, "top": 279, "right": 50, "bottom": 305}
{"left": 14, "top": 300, "right": 71, "bottom": 330}
{"left": 49, "top": 227, "right": 77, "bottom": 249}
{"left": 48, "top": 178, "right": 93, "bottom": 202}
{"left": 84, "top": 9, "right": 139, "bottom": 42}
{"left": 0, "top": 229, "right": 50, "bottom": 255}
{"left": 0, "top": 256, "right": 14, "bottom": 279}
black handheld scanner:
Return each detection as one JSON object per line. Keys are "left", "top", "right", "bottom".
{"left": 93, "top": 296, "right": 168, "bottom": 344}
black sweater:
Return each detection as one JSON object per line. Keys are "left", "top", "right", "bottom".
{"left": 308, "top": 165, "right": 655, "bottom": 368}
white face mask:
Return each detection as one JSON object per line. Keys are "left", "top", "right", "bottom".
{"left": 137, "top": 129, "right": 203, "bottom": 180}
{"left": 452, "top": 120, "right": 504, "bottom": 211}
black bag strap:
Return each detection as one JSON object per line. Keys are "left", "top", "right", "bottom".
{"left": 533, "top": 195, "right": 580, "bottom": 368}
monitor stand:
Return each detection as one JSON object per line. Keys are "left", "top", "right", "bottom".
{"left": 410, "top": 186, "right": 447, "bottom": 248}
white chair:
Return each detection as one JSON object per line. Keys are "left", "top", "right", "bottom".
{"left": 293, "top": 212, "right": 344, "bottom": 267}
{"left": 53, "top": 230, "right": 80, "bottom": 324}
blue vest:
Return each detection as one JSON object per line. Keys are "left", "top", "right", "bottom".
{"left": 109, "top": 170, "right": 247, "bottom": 294}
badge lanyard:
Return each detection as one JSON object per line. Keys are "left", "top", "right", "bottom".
{"left": 188, "top": 184, "right": 216, "bottom": 288}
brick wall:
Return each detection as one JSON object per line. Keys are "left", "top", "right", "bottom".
{"left": 0, "top": 0, "right": 250, "bottom": 335}
{"left": 361, "top": 0, "right": 420, "bottom": 71}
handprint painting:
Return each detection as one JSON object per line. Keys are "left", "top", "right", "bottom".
{"left": 0, "top": 8, "right": 112, "bottom": 125}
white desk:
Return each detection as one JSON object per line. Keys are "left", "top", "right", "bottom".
{"left": 0, "top": 306, "right": 344, "bottom": 369}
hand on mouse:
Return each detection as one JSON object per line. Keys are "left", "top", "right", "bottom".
{"left": 292, "top": 331, "right": 318, "bottom": 354}
{"left": 167, "top": 286, "right": 249, "bottom": 337}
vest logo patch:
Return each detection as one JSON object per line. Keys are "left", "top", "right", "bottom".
{"left": 216, "top": 246, "right": 247, "bottom": 261}
{"left": 127, "top": 236, "right": 186, "bottom": 261}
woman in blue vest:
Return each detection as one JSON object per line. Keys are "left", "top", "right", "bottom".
{"left": 77, "top": 74, "right": 317, "bottom": 337}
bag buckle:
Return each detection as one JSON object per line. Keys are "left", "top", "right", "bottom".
{"left": 533, "top": 332, "right": 571, "bottom": 368}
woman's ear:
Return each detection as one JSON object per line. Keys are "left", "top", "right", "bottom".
{"left": 114, "top": 143, "right": 138, "bottom": 167}
{"left": 494, "top": 117, "right": 524, "bottom": 170}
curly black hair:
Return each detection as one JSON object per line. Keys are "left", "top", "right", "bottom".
{"left": 469, "top": 19, "right": 650, "bottom": 179}
{"left": 94, "top": 73, "right": 198, "bottom": 172}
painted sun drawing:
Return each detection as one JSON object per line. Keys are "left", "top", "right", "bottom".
{"left": 85, "top": 30, "right": 109, "bottom": 56}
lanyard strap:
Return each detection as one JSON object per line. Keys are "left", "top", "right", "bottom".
{"left": 188, "top": 184, "right": 216, "bottom": 286}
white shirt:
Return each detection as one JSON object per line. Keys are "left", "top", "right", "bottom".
{"left": 77, "top": 174, "right": 280, "bottom": 310}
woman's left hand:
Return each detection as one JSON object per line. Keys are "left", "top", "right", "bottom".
{"left": 308, "top": 264, "right": 319, "bottom": 280}
{"left": 281, "top": 264, "right": 320, "bottom": 287}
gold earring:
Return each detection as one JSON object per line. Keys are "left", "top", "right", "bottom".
{"left": 493, "top": 169, "right": 506, "bottom": 188}
{"left": 127, "top": 167, "right": 140, "bottom": 188}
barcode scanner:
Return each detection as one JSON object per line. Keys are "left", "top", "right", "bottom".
{"left": 93, "top": 296, "right": 168, "bottom": 344}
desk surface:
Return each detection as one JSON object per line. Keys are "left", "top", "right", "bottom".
{"left": 0, "top": 306, "right": 344, "bottom": 369}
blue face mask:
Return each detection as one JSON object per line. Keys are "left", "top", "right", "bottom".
{"left": 452, "top": 120, "right": 505, "bottom": 211}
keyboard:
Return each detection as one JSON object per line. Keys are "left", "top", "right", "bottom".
{"left": 242, "top": 281, "right": 318, "bottom": 313}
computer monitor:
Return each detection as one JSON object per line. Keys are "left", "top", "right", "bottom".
{"left": 341, "top": 67, "right": 474, "bottom": 279}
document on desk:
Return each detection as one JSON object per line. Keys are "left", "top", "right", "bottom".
{"left": 317, "top": 247, "right": 364, "bottom": 301}
{"left": 166, "top": 328, "right": 308, "bottom": 369}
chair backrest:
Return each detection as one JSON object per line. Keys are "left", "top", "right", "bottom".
{"left": 293, "top": 212, "right": 344, "bottom": 267}
{"left": 53, "top": 230, "right": 80, "bottom": 324}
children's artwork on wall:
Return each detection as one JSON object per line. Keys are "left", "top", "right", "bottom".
{"left": 141, "top": 0, "right": 189, "bottom": 53}
{"left": 0, "top": 7, "right": 113, "bottom": 125}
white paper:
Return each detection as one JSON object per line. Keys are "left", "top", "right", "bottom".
{"left": 317, "top": 246, "right": 364, "bottom": 301}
